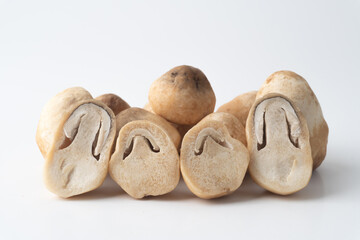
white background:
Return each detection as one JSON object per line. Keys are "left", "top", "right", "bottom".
{"left": 1, "top": 0, "right": 359, "bottom": 239}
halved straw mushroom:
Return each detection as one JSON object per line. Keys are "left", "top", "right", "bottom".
{"left": 246, "top": 93, "right": 312, "bottom": 195}
{"left": 180, "top": 112, "right": 249, "bottom": 199}
{"left": 95, "top": 93, "right": 130, "bottom": 116}
{"left": 217, "top": 91, "right": 257, "bottom": 129}
{"left": 148, "top": 65, "right": 216, "bottom": 125}
{"left": 257, "top": 71, "right": 329, "bottom": 169}
{"left": 36, "top": 87, "right": 116, "bottom": 198}
{"left": 109, "top": 108, "right": 180, "bottom": 198}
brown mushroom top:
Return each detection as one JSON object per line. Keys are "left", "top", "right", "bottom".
{"left": 95, "top": 93, "right": 130, "bottom": 116}
{"left": 148, "top": 65, "right": 216, "bottom": 125}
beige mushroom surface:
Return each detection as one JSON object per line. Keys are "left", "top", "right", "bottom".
{"left": 257, "top": 71, "right": 328, "bottom": 169}
{"left": 148, "top": 65, "right": 216, "bottom": 125}
{"left": 246, "top": 93, "right": 312, "bottom": 195}
{"left": 115, "top": 108, "right": 181, "bottom": 149}
{"left": 144, "top": 102, "right": 193, "bottom": 140}
{"left": 109, "top": 108, "right": 180, "bottom": 199}
{"left": 180, "top": 112, "right": 249, "bottom": 199}
{"left": 36, "top": 87, "right": 116, "bottom": 198}
{"left": 95, "top": 93, "right": 130, "bottom": 116}
{"left": 217, "top": 90, "right": 257, "bottom": 128}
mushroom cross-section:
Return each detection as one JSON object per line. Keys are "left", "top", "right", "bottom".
{"left": 180, "top": 112, "right": 249, "bottom": 199}
{"left": 36, "top": 87, "right": 116, "bottom": 198}
{"left": 109, "top": 120, "right": 180, "bottom": 199}
{"left": 257, "top": 71, "right": 328, "bottom": 169}
{"left": 246, "top": 94, "right": 312, "bottom": 195}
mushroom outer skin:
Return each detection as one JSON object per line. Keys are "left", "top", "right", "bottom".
{"left": 36, "top": 87, "right": 116, "bottom": 198}
{"left": 217, "top": 91, "right": 257, "bottom": 129}
{"left": 115, "top": 107, "right": 181, "bottom": 150}
{"left": 144, "top": 102, "right": 193, "bottom": 141}
{"left": 109, "top": 120, "right": 180, "bottom": 199}
{"left": 148, "top": 65, "right": 216, "bottom": 125}
{"left": 257, "top": 71, "right": 329, "bottom": 169}
{"left": 246, "top": 93, "right": 313, "bottom": 195}
{"left": 95, "top": 93, "right": 130, "bottom": 116}
{"left": 180, "top": 112, "right": 249, "bottom": 199}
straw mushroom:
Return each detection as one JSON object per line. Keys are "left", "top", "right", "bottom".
{"left": 95, "top": 93, "right": 130, "bottom": 116}
{"left": 109, "top": 108, "right": 180, "bottom": 198}
{"left": 180, "top": 112, "right": 249, "bottom": 199}
{"left": 246, "top": 93, "right": 313, "bottom": 195}
{"left": 148, "top": 65, "right": 216, "bottom": 125}
{"left": 257, "top": 71, "right": 329, "bottom": 169}
{"left": 217, "top": 91, "right": 257, "bottom": 128}
{"left": 36, "top": 87, "right": 116, "bottom": 198}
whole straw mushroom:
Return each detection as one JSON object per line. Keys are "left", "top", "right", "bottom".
{"left": 246, "top": 93, "right": 313, "bottom": 195}
{"left": 36, "top": 87, "right": 116, "bottom": 198}
{"left": 180, "top": 112, "right": 249, "bottom": 199}
{"left": 95, "top": 93, "right": 130, "bottom": 116}
{"left": 256, "top": 71, "right": 329, "bottom": 169}
{"left": 148, "top": 65, "right": 216, "bottom": 125}
{"left": 217, "top": 91, "right": 257, "bottom": 129}
{"left": 109, "top": 108, "right": 180, "bottom": 199}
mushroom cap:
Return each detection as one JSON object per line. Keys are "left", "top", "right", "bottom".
{"left": 180, "top": 112, "right": 249, "bottom": 199}
{"left": 36, "top": 87, "right": 116, "bottom": 198}
{"left": 109, "top": 120, "right": 180, "bottom": 199}
{"left": 95, "top": 93, "right": 130, "bottom": 116}
{"left": 217, "top": 91, "right": 257, "bottom": 128}
{"left": 257, "top": 71, "right": 329, "bottom": 169}
{"left": 115, "top": 107, "right": 181, "bottom": 150}
{"left": 143, "top": 102, "right": 193, "bottom": 141}
{"left": 148, "top": 65, "right": 216, "bottom": 125}
{"left": 246, "top": 93, "right": 313, "bottom": 195}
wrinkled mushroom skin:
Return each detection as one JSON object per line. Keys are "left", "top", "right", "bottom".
{"left": 36, "top": 87, "right": 116, "bottom": 198}
{"left": 115, "top": 108, "right": 181, "bottom": 150}
{"left": 180, "top": 112, "right": 249, "bottom": 199}
{"left": 95, "top": 93, "right": 130, "bottom": 116}
{"left": 246, "top": 94, "right": 312, "bottom": 195}
{"left": 217, "top": 91, "right": 257, "bottom": 129}
{"left": 257, "top": 71, "right": 329, "bottom": 169}
{"left": 149, "top": 65, "right": 216, "bottom": 125}
{"left": 109, "top": 120, "right": 180, "bottom": 199}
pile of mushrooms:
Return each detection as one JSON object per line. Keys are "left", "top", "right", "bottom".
{"left": 36, "top": 66, "right": 328, "bottom": 199}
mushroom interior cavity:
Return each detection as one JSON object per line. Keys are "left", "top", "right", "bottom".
{"left": 254, "top": 97, "right": 301, "bottom": 151}
{"left": 59, "top": 103, "right": 111, "bottom": 160}
{"left": 194, "top": 128, "right": 232, "bottom": 155}
{"left": 123, "top": 129, "right": 160, "bottom": 160}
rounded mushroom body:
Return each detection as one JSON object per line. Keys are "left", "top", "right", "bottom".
{"left": 246, "top": 94, "right": 313, "bottom": 195}
{"left": 36, "top": 87, "right": 116, "bottom": 198}
{"left": 95, "top": 93, "right": 130, "bottom": 116}
{"left": 109, "top": 120, "right": 180, "bottom": 199}
{"left": 180, "top": 112, "right": 249, "bottom": 199}
{"left": 217, "top": 91, "right": 257, "bottom": 129}
{"left": 257, "top": 71, "right": 329, "bottom": 169}
{"left": 149, "top": 65, "right": 216, "bottom": 125}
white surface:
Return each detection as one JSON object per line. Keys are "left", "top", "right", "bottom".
{"left": 1, "top": 0, "right": 359, "bottom": 239}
